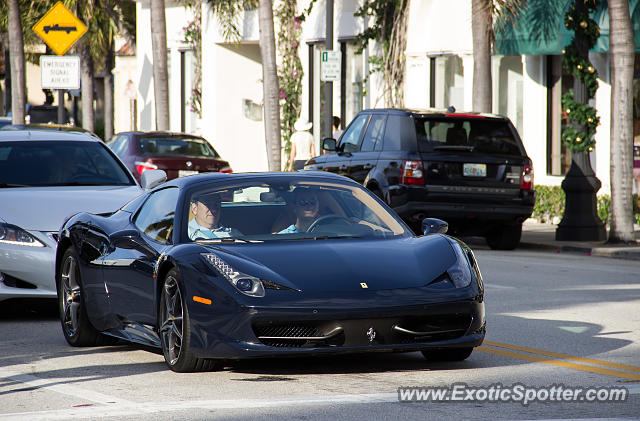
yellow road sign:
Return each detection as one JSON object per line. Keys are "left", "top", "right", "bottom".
{"left": 32, "top": 1, "right": 88, "bottom": 56}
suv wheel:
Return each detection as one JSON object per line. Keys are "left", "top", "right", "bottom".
{"left": 486, "top": 223, "right": 522, "bottom": 250}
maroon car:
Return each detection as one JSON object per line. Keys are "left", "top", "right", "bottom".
{"left": 107, "top": 132, "right": 232, "bottom": 182}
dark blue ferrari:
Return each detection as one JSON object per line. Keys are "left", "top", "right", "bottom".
{"left": 56, "top": 171, "right": 485, "bottom": 372}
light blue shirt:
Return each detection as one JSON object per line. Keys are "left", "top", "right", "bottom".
{"left": 188, "top": 219, "right": 235, "bottom": 240}
{"left": 278, "top": 224, "right": 300, "bottom": 234}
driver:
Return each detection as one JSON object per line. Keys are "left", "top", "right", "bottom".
{"left": 188, "top": 193, "right": 241, "bottom": 239}
{"left": 278, "top": 189, "right": 320, "bottom": 233}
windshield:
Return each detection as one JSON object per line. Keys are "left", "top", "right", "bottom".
{"left": 415, "top": 117, "right": 523, "bottom": 156}
{"left": 186, "top": 180, "right": 409, "bottom": 242}
{"left": 0, "top": 141, "right": 135, "bottom": 187}
{"left": 137, "top": 136, "right": 220, "bottom": 158}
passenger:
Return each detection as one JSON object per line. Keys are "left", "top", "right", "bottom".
{"left": 188, "top": 193, "right": 241, "bottom": 239}
{"left": 278, "top": 189, "right": 320, "bottom": 233}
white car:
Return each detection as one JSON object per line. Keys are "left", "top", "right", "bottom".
{"left": 0, "top": 128, "right": 143, "bottom": 301}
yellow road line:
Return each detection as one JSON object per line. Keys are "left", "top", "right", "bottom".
{"left": 477, "top": 347, "right": 640, "bottom": 381}
{"left": 478, "top": 347, "right": 640, "bottom": 380}
{"left": 485, "top": 340, "right": 640, "bottom": 373}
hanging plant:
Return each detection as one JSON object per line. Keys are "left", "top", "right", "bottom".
{"left": 274, "top": 0, "right": 315, "bottom": 169}
{"left": 561, "top": 0, "right": 600, "bottom": 153}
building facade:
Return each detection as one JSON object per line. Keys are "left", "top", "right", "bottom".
{"left": 133, "top": 0, "right": 640, "bottom": 193}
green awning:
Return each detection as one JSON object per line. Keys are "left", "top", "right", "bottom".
{"left": 495, "top": 0, "right": 640, "bottom": 55}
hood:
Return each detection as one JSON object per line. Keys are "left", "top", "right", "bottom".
{"left": 210, "top": 235, "right": 457, "bottom": 292}
{"left": 1, "top": 186, "right": 142, "bottom": 231}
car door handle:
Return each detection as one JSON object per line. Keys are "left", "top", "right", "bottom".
{"left": 339, "top": 165, "right": 348, "bottom": 171}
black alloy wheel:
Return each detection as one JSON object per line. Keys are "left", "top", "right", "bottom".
{"left": 57, "top": 248, "right": 113, "bottom": 346}
{"left": 159, "top": 268, "right": 218, "bottom": 372}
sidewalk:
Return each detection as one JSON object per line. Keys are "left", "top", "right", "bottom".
{"left": 517, "top": 219, "right": 640, "bottom": 260}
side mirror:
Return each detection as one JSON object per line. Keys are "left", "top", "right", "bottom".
{"left": 111, "top": 229, "right": 142, "bottom": 249}
{"left": 322, "top": 138, "right": 336, "bottom": 152}
{"left": 141, "top": 169, "right": 167, "bottom": 190}
{"left": 422, "top": 218, "right": 448, "bottom": 235}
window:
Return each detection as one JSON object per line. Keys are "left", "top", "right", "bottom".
{"left": 339, "top": 114, "right": 369, "bottom": 153}
{"left": 134, "top": 187, "right": 178, "bottom": 244}
{"left": 360, "top": 115, "right": 386, "bottom": 152}
{"left": 432, "top": 55, "right": 464, "bottom": 110}
{"left": 107, "top": 135, "right": 129, "bottom": 158}
{"left": 383, "top": 115, "right": 416, "bottom": 151}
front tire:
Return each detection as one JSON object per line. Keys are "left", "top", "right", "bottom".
{"left": 57, "top": 248, "right": 113, "bottom": 346}
{"left": 159, "top": 269, "right": 219, "bottom": 372}
{"left": 421, "top": 347, "right": 473, "bottom": 362}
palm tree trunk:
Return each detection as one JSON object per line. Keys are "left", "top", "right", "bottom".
{"left": 608, "top": 0, "right": 635, "bottom": 243}
{"left": 151, "top": 0, "right": 170, "bottom": 131}
{"left": 7, "top": 0, "right": 26, "bottom": 124}
{"left": 80, "top": 42, "right": 95, "bottom": 133}
{"left": 471, "top": 0, "right": 492, "bottom": 112}
{"left": 104, "top": 44, "right": 115, "bottom": 140}
{"left": 258, "top": 0, "right": 281, "bottom": 171}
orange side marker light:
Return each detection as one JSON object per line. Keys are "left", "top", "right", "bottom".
{"left": 193, "top": 296, "right": 212, "bottom": 305}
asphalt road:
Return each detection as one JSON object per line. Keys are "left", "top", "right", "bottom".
{"left": 0, "top": 249, "right": 639, "bottom": 421}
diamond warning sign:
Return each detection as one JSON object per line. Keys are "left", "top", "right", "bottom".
{"left": 32, "top": 1, "right": 88, "bottom": 56}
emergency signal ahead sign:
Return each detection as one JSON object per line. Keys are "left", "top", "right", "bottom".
{"left": 32, "top": 1, "right": 87, "bottom": 56}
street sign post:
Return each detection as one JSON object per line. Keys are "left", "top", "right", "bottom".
{"left": 32, "top": 1, "right": 87, "bottom": 56}
{"left": 40, "top": 56, "right": 80, "bottom": 90}
{"left": 320, "top": 51, "right": 341, "bottom": 82}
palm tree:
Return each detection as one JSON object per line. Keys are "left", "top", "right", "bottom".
{"left": 206, "top": 0, "right": 281, "bottom": 170}
{"left": 7, "top": 0, "right": 25, "bottom": 124}
{"left": 150, "top": 0, "right": 169, "bottom": 131}
{"left": 608, "top": 0, "right": 635, "bottom": 243}
{"left": 471, "top": 0, "right": 525, "bottom": 112}
{"left": 258, "top": 0, "right": 281, "bottom": 171}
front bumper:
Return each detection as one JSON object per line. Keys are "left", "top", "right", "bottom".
{"left": 0, "top": 231, "right": 57, "bottom": 301}
{"left": 186, "top": 285, "right": 485, "bottom": 359}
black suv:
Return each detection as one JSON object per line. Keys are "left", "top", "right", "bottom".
{"left": 304, "top": 108, "right": 535, "bottom": 250}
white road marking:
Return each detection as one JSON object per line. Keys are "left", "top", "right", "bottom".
{"left": 0, "top": 367, "right": 135, "bottom": 406}
{"left": 483, "top": 283, "right": 516, "bottom": 289}
{"left": 1, "top": 366, "right": 638, "bottom": 420}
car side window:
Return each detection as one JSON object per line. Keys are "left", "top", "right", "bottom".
{"left": 134, "top": 187, "right": 179, "bottom": 244}
{"left": 360, "top": 115, "right": 386, "bottom": 152}
{"left": 339, "top": 114, "right": 369, "bottom": 153}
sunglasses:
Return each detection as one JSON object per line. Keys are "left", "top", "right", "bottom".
{"left": 296, "top": 199, "right": 317, "bottom": 207}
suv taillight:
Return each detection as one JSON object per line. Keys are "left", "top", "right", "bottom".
{"left": 220, "top": 166, "right": 233, "bottom": 173}
{"left": 135, "top": 161, "right": 158, "bottom": 175}
{"left": 520, "top": 163, "right": 533, "bottom": 190}
{"left": 401, "top": 160, "right": 424, "bottom": 186}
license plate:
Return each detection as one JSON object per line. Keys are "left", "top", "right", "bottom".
{"left": 463, "top": 163, "right": 486, "bottom": 177}
{"left": 178, "top": 170, "right": 198, "bottom": 177}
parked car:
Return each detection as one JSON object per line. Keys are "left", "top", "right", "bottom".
{"left": 1, "top": 123, "right": 96, "bottom": 137}
{"left": 107, "top": 131, "right": 232, "bottom": 182}
{"left": 305, "top": 108, "right": 535, "bottom": 250}
{"left": 56, "top": 171, "right": 485, "bottom": 372}
{"left": 0, "top": 116, "right": 12, "bottom": 130}
{"left": 26, "top": 104, "right": 70, "bottom": 125}
{"left": 0, "top": 128, "right": 144, "bottom": 302}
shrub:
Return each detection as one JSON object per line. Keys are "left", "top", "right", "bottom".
{"left": 533, "top": 185, "right": 639, "bottom": 226}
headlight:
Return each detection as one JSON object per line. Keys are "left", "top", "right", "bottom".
{"left": 201, "top": 253, "right": 265, "bottom": 297}
{"left": 446, "top": 241, "right": 473, "bottom": 288}
{"left": 0, "top": 223, "right": 45, "bottom": 247}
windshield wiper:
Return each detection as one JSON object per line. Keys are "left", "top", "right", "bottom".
{"left": 199, "top": 237, "right": 258, "bottom": 244}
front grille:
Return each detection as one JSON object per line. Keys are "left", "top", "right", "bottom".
{"left": 253, "top": 313, "right": 472, "bottom": 348}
